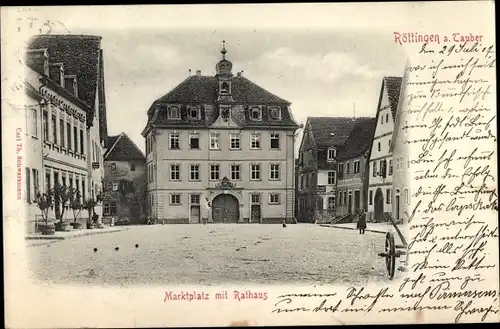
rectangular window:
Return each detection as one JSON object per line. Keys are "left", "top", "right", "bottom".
{"left": 189, "top": 133, "right": 200, "bottom": 149}
{"left": 327, "top": 148, "right": 336, "bottom": 160}
{"left": 346, "top": 162, "right": 351, "bottom": 174}
{"left": 210, "top": 132, "right": 220, "bottom": 149}
{"left": 170, "top": 164, "right": 180, "bottom": 181}
{"left": 43, "top": 111, "right": 49, "bottom": 141}
{"left": 343, "top": 191, "right": 347, "bottom": 205}
{"left": 170, "top": 194, "right": 181, "bottom": 205}
{"left": 270, "top": 133, "right": 280, "bottom": 149}
{"left": 372, "top": 162, "right": 377, "bottom": 177}
{"left": 378, "top": 142, "right": 381, "bottom": 152}
{"left": 130, "top": 163, "right": 136, "bottom": 171}
{"left": 73, "top": 126, "right": 78, "bottom": 152}
{"left": 190, "top": 194, "right": 200, "bottom": 205}
{"left": 45, "top": 171, "right": 50, "bottom": 193}
{"left": 251, "top": 194, "right": 260, "bottom": 204}
{"left": 210, "top": 164, "right": 220, "bottom": 180}
{"left": 82, "top": 180, "right": 86, "bottom": 200}
{"left": 338, "top": 163, "right": 344, "bottom": 173}
{"left": 389, "top": 160, "right": 393, "bottom": 175}
{"left": 168, "top": 106, "right": 180, "bottom": 119}
{"left": 386, "top": 189, "right": 391, "bottom": 204}
{"left": 328, "top": 197, "right": 335, "bottom": 210}
{"left": 250, "top": 133, "right": 260, "bottom": 149}
{"left": 354, "top": 160, "right": 360, "bottom": 174}
{"left": 231, "top": 165, "right": 240, "bottom": 180}
{"left": 170, "top": 133, "right": 180, "bottom": 149}
{"left": 251, "top": 164, "right": 260, "bottom": 180}
{"left": 112, "top": 182, "right": 119, "bottom": 191}
{"left": 190, "top": 164, "right": 200, "bottom": 181}
{"left": 59, "top": 119, "right": 64, "bottom": 147}
{"left": 80, "top": 129, "right": 84, "bottom": 154}
{"left": 103, "top": 203, "right": 110, "bottom": 216}
{"left": 66, "top": 122, "right": 71, "bottom": 150}
{"left": 369, "top": 190, "right": 373, "bottom": 205}
{"left": 269, "top": 193, "right": 280, "bottom": 204}
{"left": 31, "top": 109, "right": 38, "bottom": 137}
{"left": 110, "top": 202, "right": 117, "bottom": 215}
{"left": 328, "top": 171, "right": 336, "bottom": 185}
{"left": 51, "top": 114, "right": 57, "bottom": 143}
{"left": 188, "top": 107, "right": 200, "bottom": 120}
{"left": 230, "top": 132, "right": 240, "bottom": 149}
{"left": 270, "top": 164, "right": 280, "bottom": 180}
{"left": 32, "top": 169, "right": 40, "bottom": 197}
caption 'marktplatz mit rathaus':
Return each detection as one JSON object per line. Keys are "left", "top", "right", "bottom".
{"left": 142, "top": 42, "right": 299, "bottom": 224}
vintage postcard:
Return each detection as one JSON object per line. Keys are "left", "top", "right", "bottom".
{"left": 2, "top": 2, "right": 498, "bottom": 327}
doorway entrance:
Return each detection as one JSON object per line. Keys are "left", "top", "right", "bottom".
{"left": 374, "top": 188, "right": 384, "bottom": 222}
{"left": 347, "top": 192, "right": 353, "bottom": 214}
{"left": 354, "top": 190, "right": 360, "bottom": 213}
{"left": 395, "top": 195, "right": 400, "bottom": 221}
{"left": 212, "top": 194, "right": 240, "bottom": 223}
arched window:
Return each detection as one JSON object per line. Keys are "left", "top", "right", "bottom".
{"left": 220, "top": 82, "right": 229, "bottom": 94}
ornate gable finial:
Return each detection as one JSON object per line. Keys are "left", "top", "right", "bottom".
{"left": 221, "top": 40, "right": 227, "bottom": 59}
{"left": 215, "top": 176, "right": 235, "bottom": 189}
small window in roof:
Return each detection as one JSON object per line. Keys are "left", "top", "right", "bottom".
{"left": 269, "top": 107, "right": 281, "bottom": 120}
{"left": 251, "top": 107, "right": 262, "bottom": 121}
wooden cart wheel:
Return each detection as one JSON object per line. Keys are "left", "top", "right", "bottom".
{"left": 385, "top": 232, "right": 396, "bottom": 280}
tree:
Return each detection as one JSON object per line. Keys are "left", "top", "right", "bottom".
{"left": 68, "top": 188, "right": 83, "bottom": 224}
{"left": 51, "top": 182, "right": 72, "bottom": 223}
{"left": 35, "top": 192, "right": 52, "bottom": 225}
{"left": 83, "top": 197, "right": 98, "bottom": 225}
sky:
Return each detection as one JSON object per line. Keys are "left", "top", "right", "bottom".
{"left": 19, "top": 4, "right": 419, "bottom": 154}
{"left": 94, "top": 28, "right": 405, "bottom": 154}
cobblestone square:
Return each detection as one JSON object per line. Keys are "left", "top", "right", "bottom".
{"left": 28, "top": 224, "right": 396, "bottom": 286}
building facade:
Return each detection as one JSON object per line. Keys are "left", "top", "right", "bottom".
{"left": 24, "top": 35, "right": 109, "bottom": 231}
{"left": 335, "top": 119, "right": 376, "bottom": 217}
{"left": 142, "top": 43, "right": 299, "bottom": 224}
{"left": 296, "top": 117, "right": 373, "bottom": 223}
{"left": 103, "top": 133, "right": 146, "bottom": 224}
{"left": 367, "top": 76, "right": 403, "bottom": 222}
{"left": 390, "top": 75, "right": 410, "bottom": 223}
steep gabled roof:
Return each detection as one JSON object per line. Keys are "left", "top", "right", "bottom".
{"left": 337, "top": 118, "right": 377, "bottom": 160}
{"left": 156, "top": 75, "right": 290, "bottom": 105}
{"left": 383, "top": 76, "right": 403, "bottom": 121}
{"left": 307, "top": 117, "right": 373, "bottom": 148}
{"left": 27, "top": 34, "right": 109, "bottom": 145}
{"left": 27, "top": 35, "right": 101, "bottom": 108}
{"left": 105, "top": 133, "right": 145, "bottom": 161}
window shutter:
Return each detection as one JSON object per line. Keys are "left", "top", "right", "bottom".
{"left": 26, "top": 168, "right": 31, "bottom": 203}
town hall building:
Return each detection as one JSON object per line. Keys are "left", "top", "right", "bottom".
{"left": 142, "top": 42, "right": 299, "bottom": 224}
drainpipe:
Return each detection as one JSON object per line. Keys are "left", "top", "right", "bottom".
{"left": 38, "top": 76, "right": 48, "bottom": 195}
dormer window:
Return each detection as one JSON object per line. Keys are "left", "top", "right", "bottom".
{"left": 187, "top": 106, "right": 200, "bottom": 120}
{"left": 220, "top": 81, "right": 229, "bottom": 94}
{"left": 327, "top": 147, "right": 336, "bottom": 161}
{"left": 167, "top": 105, "right": 180, "bottom": 119}
{"left": 251, "top": 107, "right": 262, "bottom": 121}
{"left": 269, "top": 107, "right": 281, "bottom": 120}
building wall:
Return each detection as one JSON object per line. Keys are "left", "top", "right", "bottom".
{"left": 391, "top": 113, "right": 410, "bottom": 223}
{"left": 22, "top": 88, "right": 44, "bottom": 234}
{"left": 336, "top": 155, "right": 367, "bottom": 217}
{"left": 367, "top": 85, "right": 395, "bottom": 221}
{"left": 149, "top": 126, "right": 295, "bottom": 223}
{"left": 103, "top": 160, "right": 146, "bottom": 223}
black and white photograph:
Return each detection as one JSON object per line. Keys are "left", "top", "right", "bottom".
{"left": 2, "top": 2, "right": 497, "bottom": 327}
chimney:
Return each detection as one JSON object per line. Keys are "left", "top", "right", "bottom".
{"left": 25, "top": 49, "right": 49, "bottom": 76}
{"left": 196, "top": 70, "right": 201, "bottom": 76}
{"left": 64, "top": 75, "right": 78, "bottom": 97}
{"left": 49, "top": 63, "right": 65, "bottom": 87}
{"left": 236, "top": 71, "right": 241, "bottom": 77}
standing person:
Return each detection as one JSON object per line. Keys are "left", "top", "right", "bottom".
{"left": 356, "top": 209, "right": 367, "bottom": 234}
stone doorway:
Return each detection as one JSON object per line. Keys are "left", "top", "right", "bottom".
{"left": 212, "top": 194, "right": 240, "bottom": 223}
